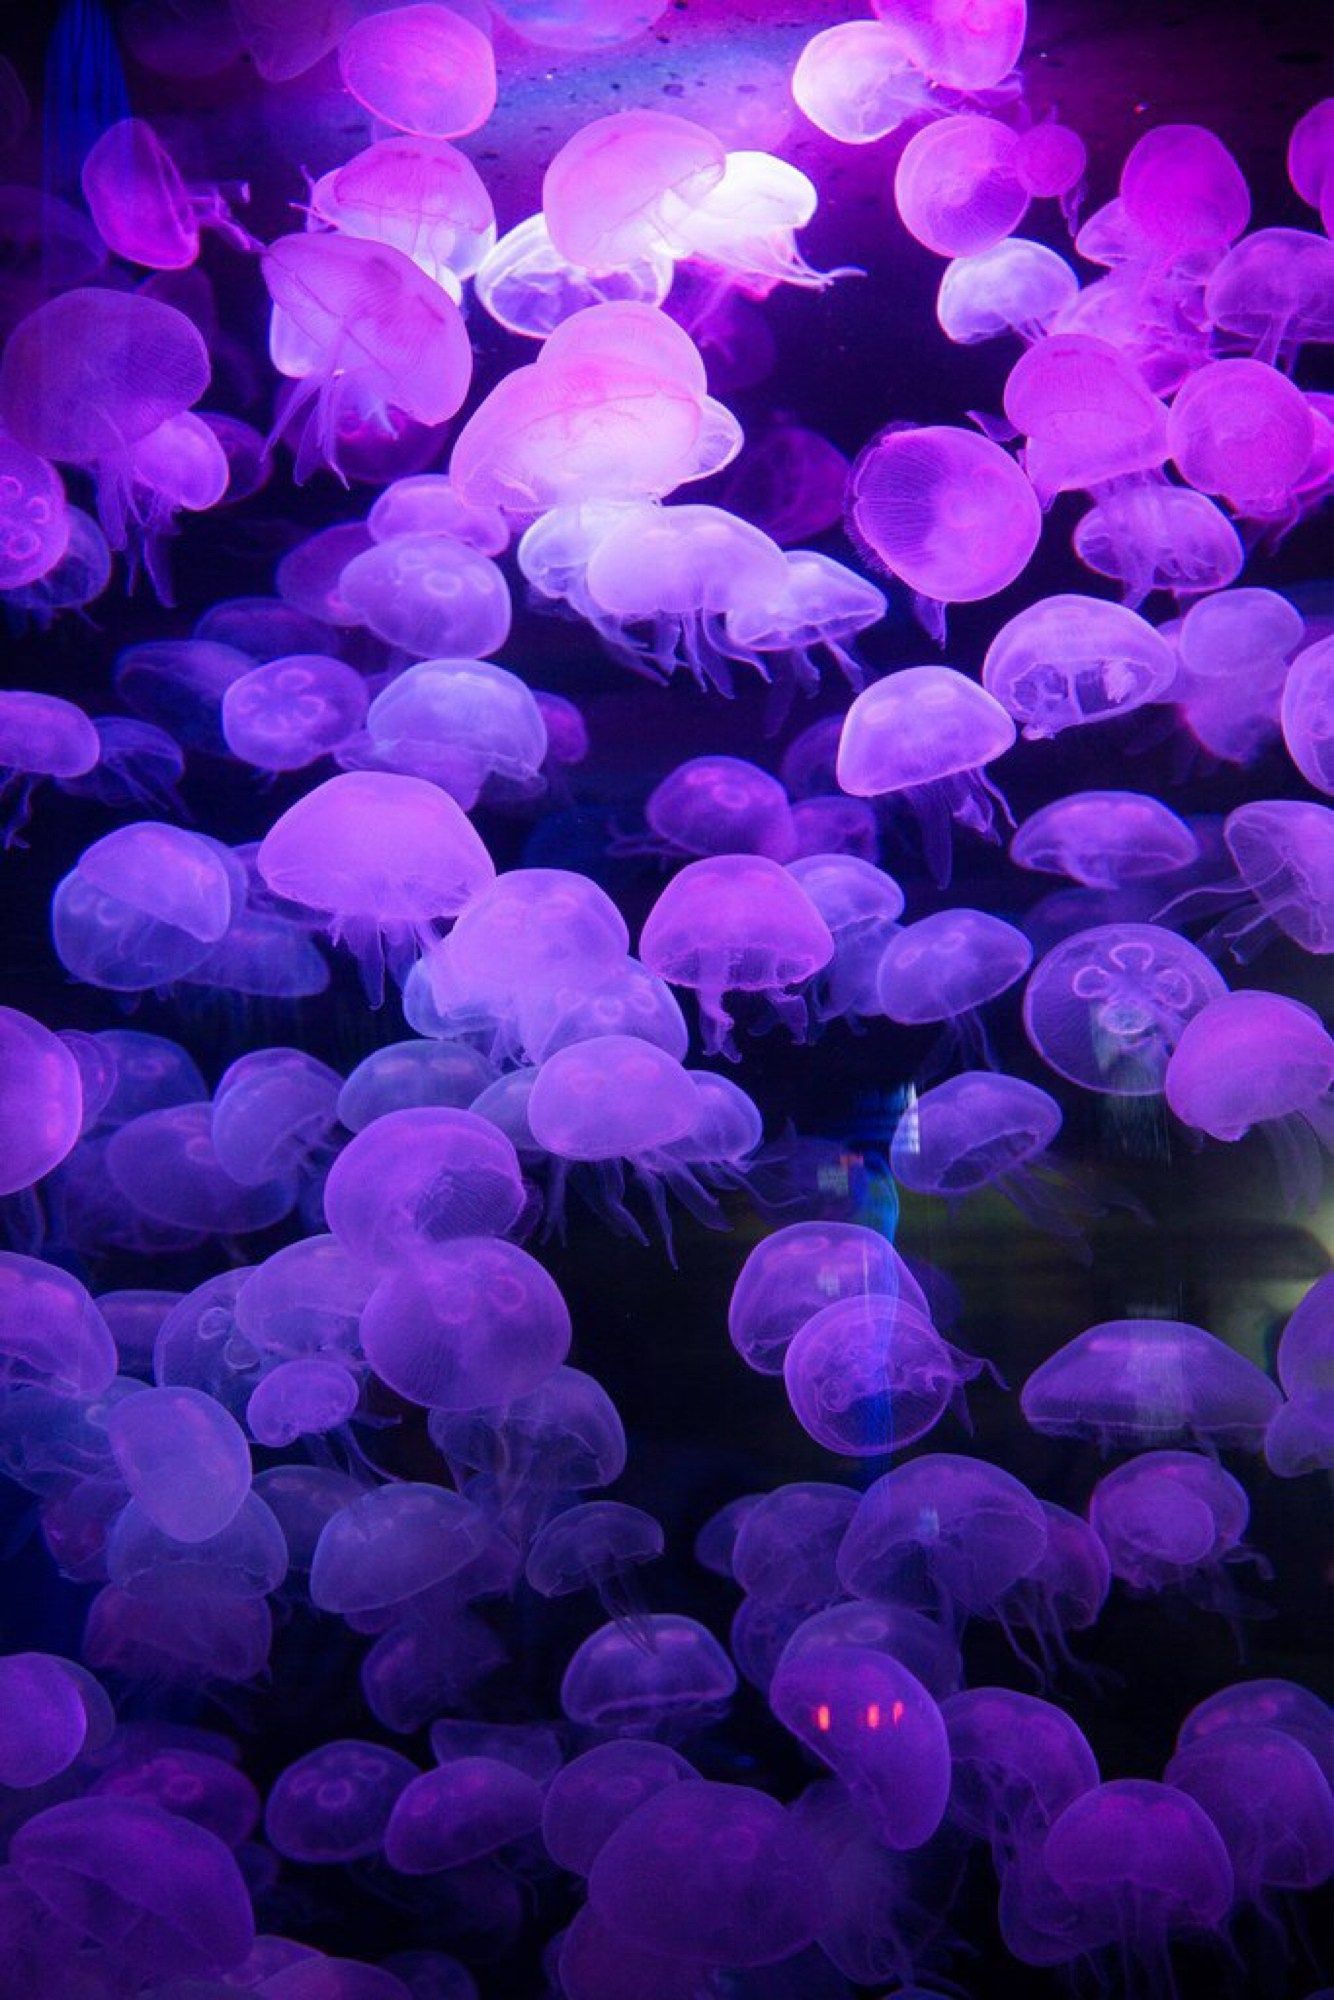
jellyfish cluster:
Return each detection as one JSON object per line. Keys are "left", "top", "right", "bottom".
{"left": 0, "top": 1, "right": 1329, "bottom": 1996}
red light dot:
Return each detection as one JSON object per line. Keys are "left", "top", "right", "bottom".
{"left": 815, "top": 1703, "right": 831, "bottom": 1732}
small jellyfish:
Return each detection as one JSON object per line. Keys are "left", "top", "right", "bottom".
{"left": 837, "top": 1453, "right": 1049, "bottom": 1624}
{"left": 1089, "top": 1448, "right": 1254, "bottom": 1613}
{"left": 525, "top": 1500, "right": 663, "bottom": 1636}
{"left": 792, "top": 21, "right": 936, "bottom": 146}
{"left": 664, "top": 149, "right": 835, "bottom": 295}
{"left": 211, "top": 1047, "right": 341, "bottom": 1186}
{"left": 588, "top": 1779, "right": 822, "bottom": 1964}
{"left": 221, "top": 653, "right": 367, "bottom": 771}
{"left": 338, "top": 535, "right": 511, "bottom": 661}
{"left": 542, "top": 1740, "right": 697, "bottom": 1875}
{"left": 80, "top": 117, "right": 248, "bottom": 271}
{"left": 787, "top": 852, "right": 904, "bottom": 1025}
{"left": 265, "top": 1739, "right": 418, "bottom": 1863}
{"left": 245, "top": 1356, "right": 360, "bottom": 1447}
{"left": 1165, "top": 1726, "right": 1334, "bottom": 1910}
{"left": 729, "top": 1219, "right": 928, "bottom": 1376}
{"left": 360, "top": 1235, "right": 571, "bottom": 1409}
{"left": 561, "top": 1613, "right": 736, "bottom": 1736}
{"left": 385, "top": 1757, "right": 544, "bottom": 1874}
{"left": 0, "top": 1006, "right": 83, "bottom": 1196}
{"left": 783, "top": 1292, "right": 986, "bottom": 1457}
{"left": 1015, "top": 120, "right": 1087, "bottom": 205}
{"left": 0, "top": 690, "right": 98, "bottom": 843}
{"left": 53, "top": 823, "right": 236, "bottom": 992}
{"left": 1012, "top": 791, "right": 1198, "bottom": 888}
{"left": 847, "top": 425, "right": 1040, "bottom": 635}
{"left": 1165, "top": 990, "right": 1333, "bottom": 1208}
{"left": 337, "top": 1039, "right": 496, "bottom": 1131}
{"left": 1168, "top": 358, "right": 1315, "bottom": 517}
{"left": 357, "top": 659, "right": 546, "bottom": 808}
{"left": 837, "top": 666, "right": 1017, "bottom": 883}
{"left": 542, "top": 110, "right": 725, "bottom": 272}
{"left": 943, "top": 1687, "right": 1100, "bottom": 1863}
{"left": 1205, "top": 800, "right": 1334, "bottom": 959}
{"left": 256, "top": 771, "right": 495, "bottom": 1001}
{"left": 638, "top": 853, "right": 834, "bottom": 1059}
{"left": 937, "top": 238, "right": 1079, "bottom": 346}
{"left": 58, "top": 716, "right": 184, "bottom": 815}
{"left": 474, "top": 210, "right": 672, "bottom": 340}
{"left": 723, "top": 550, "right": 887, "bottom": 699}
{"left": 1003, "top": 334, "right": 1168, "bottom": 496}
{"left": 1073, "top": 480, "right": 1244, "bottom": 608}
{"left": 323, "top": 1106, "right": 525, "bottom": 1265}
{"left": 876, "top": 908, "right": 1032, "bottom": 1058}
{"left": 0, "top": 437, "right": 69, "bottom": 591}
{"left": 639, "top": 756, "right": 797, "bottom": 862}
{"left": 983, "top": 593, "right": 1177, "bottom": 740}
{"left": 730, "top": 1484, "right": 858, "bottom": 1610}
{"left": 1282, "top": 636, "right": 1334, "bottom": 796}
{"left": 1021, "top": 1317, "right": 1282, "bottom": 1451}
{"left": 889, "top": 1071, "right": 1083, "bottom": 1243}
{"left": 1176, "top": 1677, "right": 1334, "bottom": 1785}
{"left": 895, "top": 115, "right": 1029, "bottom": 259}
{"left": 1023, "top": 922, "right": 1228, "bottom": 1096}
{"left": 105, "top": 1384, "right": 252, "bottom": 1542}
{"left": 310, "top": 1482, "right": 488, "bottom": 1614}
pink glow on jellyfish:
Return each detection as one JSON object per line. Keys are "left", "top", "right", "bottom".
{"left": 895, "top": 116, "right": 1029, "bottom": 260}
{"left": 337, "top": 5, "right": 497, "bottom": 140}
{"left": 0, "top": 438, "right": 69, "bottom": 590}
{"left": 308, "top": 137, "right": 496, "bottom": 297}
{"left": 0, "top": 691, "right": 98, "bottom": 844}
{"left": 1166, "top": 989, "right": 1334, "bottom": 1208}
{"left": 543, "top": 110, "right": 726, "bottom": 273}
{"left": 792, "top": 22, "right": 936, "bottom": 146}
{"left": 871, "top": 0, "right": 1027, "bottom": 90}
{"left": 80, "top": 118, "right": 251, "bottom": 271}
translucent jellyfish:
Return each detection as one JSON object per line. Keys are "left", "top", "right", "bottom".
{"left": 0, "top": 1006, "right": 83, "bottom": 1196}
{"left": 256, "top": 771, "right": 494, "bottom": 1001}
{"left": 781, "top": 1597, "right": 964, "bottom": 1707}
{"left": 943, "top": 1687, "right": 1099, "bottom": 1861}
{"left": 0, "top": 690, "right": 97, "bottom": 842}
{"left": 1265, "top": 1392, "right": 1334, "bottom": 1478}
{"left": 80, "top": 117, "right": 247, "bottom": 270}
{"left": 53, "top": 823, "right": 235, "bottom": 991}
{"left": 637, "top": 756, "right": 796, "bottom": 861}
{"left": 0, "top": 1652, "right": 103, "bottom": 1787}
{"left": 889, "top": 1071, "right": 1079, "bottom": 1242}
{"left": 661, "top": 149, "right": 835, "bottom": 295}
{"left": 114, "top": 635, "right": 251, "bottom": 754}
{"left": 729, "top": 1220, "right": 928, "bottom": 1375}
{"left": 309, "top": 136, "right": 495, "bottom": 296}
{"left": 871, "top": 0, "right": 1027, "bottom": 90}
{"left": 1021, "top": 1317, "right": 1281, "bottom": 1451}
{"left": 474, "top": 211, "right": 671, "bottom": 340}
{"left": 542, "top": 1741, "right": 696, "bottom": 1876}
{"left": 639, "top": 854, "right": 834, "bottom": 1058}
{"left": 1023, "top": 922, "right": 1228, "bottom": 1095}
{"left": 211, "top": 1047, "right": 340, "bottom": 1186}
{"left": 786, "top": 852, "right": 903, "bottom": 1024}
{"left": 90, "top": 1741, "right": 260, "bottom": 1848}
{"left": 323, "top": 1107, "right": 525, "bottom": 1265}
{"left": 0, "top": 288, "right": 210, "bottom": 543}
{"left": 1072, "top": 481, "right": 1244, "bottom": 607}
{"left": 337, "top": 1039, "right": 496, "bottom": 1131}
{"left": 1166, "top": 1726, "right": 1334, "bottom": 1908}
{"left": 1204, "top": 227, "right": 1334, "bottom": 366}
{"left": 106, "top": 1102, "right": 298, "bottom": 1233}
{"left": 0, "top": 437, "right": 69, "bottom": 591}
{"left": 1003, "top": 334, "right": 1168, "bottom": 496}
{"left": 876, "top": 908, "right": 1032, "bottom": 1053}
{"left": 1277, "top": 1272, "right": 1333, "bottom": 1402}
{"left": 588, "top": 1779, "right": 821, "bottom": 1964}
{"left": 311, "top": 1483, "right": 488, "bottom": 1614}
{"left": 1119, "top": 122, "right": 1250, "bottom": 258}
{"left": 494, "top": 0, "right": 668, "bottom": 48}
{"left": 369, "top": 474, "right": 508, "bottom": 555}
{"left": 245, "top": 1356, "right": 360, "bottom": 1447}
{"left": 385, "top": 1758, "right": 543, "bottom": 1874}
{"left": 580, "top": 504, "right": 788, "bottom": 692}
{"left": 516, "top": 957, "right": 688, "bottom": 1067}
{"left": 1012, "top": 791, "right": 1198, "bottom": 888}
{"left": 1089, "top": 1449, "right": 1253, "bottom": 1609}
{"left": 83, "top": 1583, "right": 273, "bottom": 1685}
{"left": 792, "top": 21, "right": 936, "bottom": 145}
{"left": 263, "top": 234, "right": 471, "bottom": 481}
{"left": 11, "top": 1797, "right": 254, "bottom": 1982}
{"left": 1015, "top": 120, "right": 1087, "bottom": 203}
{"left": 90, "top": 1027, "right": 207, "bottom": 1129}
{"left": 105, "top": 1384, "right": 252, "bottom": 1541}
{"left": 894, "top": 115, "right": 1028, "bottom": 260}
{"left": 723, "top": 550, "right": 887, "bottom": 698}
{"left": 783, "top": 1293, "right": 986, "bottom": 1457}
{"left": 847, "top": 425, "right": 1040, "bottom": 632}
{"left": 1176, "top": 1677, "right": 1334, "bottom": 1786}
{"left": 561, "top": 1614, "right": 736, "bottom": 1735}
{"left": 837, "top": 667, "right": 1017, "bottom": 882}
{"left": 542, "top": 110, "right": 725, "bottom": 272}
{"left": 59, "top": 715, "right": 184, "bottom": 814}
{"left": 729, "top": 1484, "right": 858, "bottom": 1610}
{"left": 837, "top": 1454, "right": 1049, "bottom": 1623}
{"left": 360, "top": 1235, "right": 571, "bottom": 1408}
{"left": 357, "top": 660, "right": 545, "bottom": 807}
{"left": 1168, "top": 358, "right": 1316, "bottom": 516}
{"left": 714, "top": 421, "right": 850, "bottom": 550}
{"left": 1282, "top": 637, "right": 1334, "bottom": 795}
{"left": 221, "top": 653, "right": 367, "bottom": 771}
{"left": 937, "top": 238, "right": 1079, "bottom": 345}
{"left": 1165, "top": 991, "right": 1333, "bottom": 1207}
{"left": 338, "top": 5, "right": 496, "bottom": 138}
{"left": 1207, "top": 800, "right": 1334, "bottom": 959}
{"left": 266, "top": 1739, "right": 418, "bottom": 1862}
{"left": 986, "top": 597, "right": 1177, "bottom": 744}
{"left": 989, "top": 1500, "right": 1112, "bottom": 1684}
{"left": 338, "top": 536, "right": 511, "bottom": 660}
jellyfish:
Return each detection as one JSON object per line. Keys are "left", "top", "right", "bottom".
{"left": 1012, "top": 791, "right": 1198, "bottom": 888}
{"left": 1204, "top": 227, "right": 1334, "bottom": 367}
{"left": 837, "top": 1453, "right": 1049, "bottom": 1625}
{"left": 474, "top": 211, "right": 672, "bottom": 340}
{"left": 639, "top": 853, "right": 834, "bottom": 1059}
{"left": 876, "top": 908, "right": 1032, "bottom": 1060}
{"left": 0, "top": 1651, "right": 105, "bottom": 1787}
{"left": 0, "top": 690, "right": 97, "bottom": 843}
{"left": 80, "top": 117, "right": 249, "bottom": 271}
{"left": 89, "top": 1027, "right": 207, "bottom": 1130}
{"left": 837, "top": 666, "right": 1017, "bottom": 882}
{"left": 0, "top": 288, "right": 211, "bottom": 546}
{"left": 983, "top": 592, "right": 1178, "bottom": 743}
{"left": 1165, "top": 1725, "right": 1334, "bottom": 1913}
{"left": 937, "top": 238, "right": 1079, "bottom": 346}
{"left": 0, "top": 436, "right": 69, "bottom": 593}
{"left": 714, "top": 420, "right": 851, "bottom": 551}
{"left": 943, "top": 1687, "right": 1099, "bottom": 1864}
{"left": 847, "top": 425, "right": 1040, "bottom": 637}
{"left": 1168, "top": 358, "right": 1316, "bottom": 517}
{"left": 360, "top": 1235, "right": 571, "bottom": 1409}
{"left": 211, "top": 1047, "right": 341, "bottom": 1186}
{"left": 90, "top": 1740, "right": 260, "bottom": 1849}
{"left": 525, "top": 1500, "right": 664, "bottom": 1639}
{"left": 872, "top": 0, "right": 1027, "bottom": 89}
{"left": 1186, "top": 800, "right": 1334, "bottom": 960}
{"left": 1073, "top": 481, "right": 1244, "bottom": 607}
{"left": 83, "top": 1583, "right": 273, "bottom": 1686}
{"left": 662, "top": 149, "right": 836, "bottom": 295}
{"left": 1165, "top": 990, "right": 1333, "bottom": 1207}
{"left": 792, "top": 21, "right": 936, "bottom": 145}
{"left": 53, "top": 822, "right": 236, "bottom": 992}
{"left": 888, "top": 1069, "right": 1096, "bottom": 1244}
{"left": 337, "top": 1039, "right": 496, "bottom": 1132}
{"left": 308, "top": 135, "right": 495, "bottom": 298}
{"left": 1023, "top": 921, "right": 1228, "bottom": 1096}
{"left": 357, "top": 659, "right": 545, "bottom": 807}
{"left": 338, "top": 4, "right": 496, "bottom": 139}
{"left": 560, "top": 1614, "right": 736, "bottom": 1736}
{"left": 221, "top": 653, "right": 368, "bottom": 771}
{"left": 986, "top": 1499, "right": 1112, "bottom": 1685}
{"left": 384, "top": 1758, "right": 544, "bottom": 1874}
{"left": 310, "top": 1482, "right": 489, "bottom": 1616}
{"left": 636, "top": 756, "right": 797, "bottom": 862}
{"left": 894, "top": 115, "right": 1028, "bottom": 261}
{"left": 1120, "top": 121, "right": 1250, "bottom": 257}
{"left": 436, "top": 868, "right": 629, "bottom": 1043}
{"left": 0, "top": 1006, "right": 83, "bottom": 1197}
{"left": 107, "top": 1479, "right": 288, "bottom": 1602}
{"left": 10, "top": 1797, "right": 255, "bottom": 1982}
{"left": 542, "top": 1741, "right": 697, "bottom": 1877}
{"left": 105, "top": 1384, "right": 252, "bottom": 1542}
{"left": 1023, "top": 1315, "right": 1281, "bottom": 1455}
{"left": 266, "top": 1739, "right": 419, "bottom": 1863}
{"left": 58, "top": 716, "right": 184, "bottom": 815}
{"left": 337, "top": 535, "right": 511, "bottom": 660}
{"left": 256, "top": 771, "right": 494, "bottom": 1001}
{"left": 1003, "top": 334, "right": 1168, "bottom": 497}
{"left": 588, "top": 1779, "right": 822, "bottom": 1964}
{"left": 722, "top": 550, "right": 887, "bottom": 700}
{"left": 323, "top": 1105, "right": 525, "bottom": 1267}
{"left": 368, "top": 474, "right": 507, "bottom": 557}
{"left": 1089, "top": 1448, "right": 1256, "bottom": 1616}
{"left": 726, "top": 1484, "right": 858, "bottom": 1612}
{"left": 1282, "top": 636, "right": 1334, "bottom": 796}
{"left": 729, "top": 1220, "right": 928, "bottom": 1376}
{"left": 782, "top": 852, "right": 901, "bottom": 1025}
{"left": 114, "top": 635, "right": 251, "bottom": 754}
{"left": 263, "top": 233, "right": 471, "bottom": 482}
{"left": 783, "top": 1293, "right": 987, "bottom": 1457}
{"left": 516, "top": 957, "right": 688, "bottom": 1067}
{"left": 1177, "top": 1678, "right": 1334, "bottom": 1785}
{"left": 542, "top": 109, "right": 725, "bottom": 272}
{"left": 106, "top": 1102, "right": 298, "bottom": 1234}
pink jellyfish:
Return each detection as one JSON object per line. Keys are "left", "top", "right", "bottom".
{"left": 542, "top": 110, "right": 725, "bottom": 272}
{"left": 80, "top": 118, "right": 250, "bottom": 271}
{"left": 894, "top": 115, "right": 1029, "bottom": 259}
{"left": 792, "top": 21, "right": 936, "bottom": 146}
{"left": 0, "top": 690, "right": 99, "bottom": 843}
{"left": 847, "top": 424, "right": 1040, "bottom": 637}
{"left": 337, "top": 5, "right": 497, "bottom": 139}
{"left": 1119, "top": 122, "right": 1250, "bottom": 260}
{"left": 1167, "top": 358, "right": 1316, "bottom": 518}
{"left": 307, "top": 136, "right": 496, "bottom": 297}
{"left": 1003, "top": 334, "right": 1168, "bottom": 497}
{"left": 0, "top": 437, "right": 70, "bottom": 590}
{"left": 871, "top": 0, "right": 1027, "bottom": 90}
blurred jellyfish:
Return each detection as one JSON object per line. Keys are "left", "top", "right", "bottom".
{"left": 1165, "top": 1725, "right": 1334, "bottom": 1911}
{"left": 1191, "top": 801, "right": 1334, "bottom": 960}
{"left": 542, "top": 1740, "right": 696, "bottom": 1875}
{"left": 338, "top": 4, "right": 496, "bottom": 138}
{"left": 245, "top": 1356, "right": 360, "bottom": 1447}
{"left": 788, "top": 852, "right": 904, "bottom": 1025}
{"left": 80, "top": 117, "right": 249, "bottom": 270}
{"left": 309, "top": 136, "right": 495, "bottom": 295}
{"left": 714, "top": 419, "right": 851, "bottom": 548}
{"left": 847, "top": 424, "right": 1040, "bottom": 636}
{"left": 1282, "top": 636, "right": 1334, "bottom": 795}
{"left": 1003, "top": 333, "right": 1168, "bottom": 496}
{"left": 1023, "top": 922, "right": 1227, "bottom": 1095}
{"left": 1021, "top": 1317, "right": 1281, "bottom": 1450}
{"left": 311, "top": 1482, "right": 488, "bottom": 1614}
{"left": 369, "top": 474, "right": 508, "bottom": 555}
{"left": 837, "top": 666, "right": 1017, "bottom": 882}
{"left": 1073, "top": 481, "right": 1244, "bottom": 607}
{"left": 1165, "top": 990, "right": 1333, "bottom": 1207}
{"left": 1204, "top": 226, "right": 1334, "bottom": 367}
{"left": 876, "top": 909, "right": 1032, "bottom": 1061}
{"left": 838, "top": 1453, "right": 1048, "bottom": 1626}
{"left": 783, "top": 1292, "right": 986, "bottom": 1457}
{"left": 266, "top": 1739, "right": 418, "bottom": 1862}
{"left": 58, "top": 716, "right": 184, "bottom": 814}
{"left": 105, "top": 1383, "right": 251, "bottom": 1542}
{"left": 636, "top": 756, "right": 796, "bottom": 861}
{"left": 561, "top": 1614, "right": 736, "bottom": 1736}
{"left": 337, "top": 1039, "right": 496, "bottom": 1131}
{"left": 872, "top": 0, "right": 1027, "bottom": 90}
{"left": 211, "top": 1048, "right": 340, "bottom": 1185}
{"left": 0, "top": 690, "right": 98, "bottom": 843}
{"left": 53, "top": 822, "right": 235, "bottom": 991}
{"left": 357, "top": 660, "right": 546, "bottom": 808}
{"left": 1176, "top": 1677, "right": 1334, "bottom": 1785}
{"left": 0, "top": 437, "right": 70, "bottom": 592}
{"left": 0, "top": 1007, "right": 83, "bottom": 1196}
{"left": 988, "top": 1500, "right": 1112, "bottom": 1685}
{"left": 107, "top": 1101, "right": 298, "bottom": 1234}
{"left": 1119, "top": 122, "right": 1250, "bottom": 258}
{"left": 1012, "top": 791, "right": 1198, "bottom": 888}
{"left": 895, "top": 116, "right": 1029, "bottom": 259}
{"left": 1089, "top": 1449, "right": 1256, "bottom": 1616}
{"left": 943, "top": 1687, "right": 1099, "bottom": 1863}
{"left": 1168, "top": 358, "right": 1315, "bottom": 517}
{"left": 385, "top": 1757, "right": 543, "bottom": 1874}
{"left": 937, "top": 238, "right": 1079, "bottom": 346}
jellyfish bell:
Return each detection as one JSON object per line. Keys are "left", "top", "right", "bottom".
{"left": 783, "top": 1291, "right": 987, "bottom": 1457}
{"left": 1073, "top": 480, "right": 1244, "bottom": 608}
{"left": 729, "top": 1219, "right": 929, "bottom": 1376}
{"left": 876, "top": 908, "right": 1032, "bottom": 1057}
{"left": 894, "top": 115, "right": 1029, "bottom": 259}
{"left": 561, "top": 1613, "right": 736, "bottom": 1737}
{"left": 1011, "top": 791, "right": 1199, "bottom": 887}
{"left": 792, "top": 20, "right": 935, "bottom": 147}
{"left": 1021, "top": 1317, "right": 1282, "bottom": 1451}
{"left": 337, "top": 4, "right": 496, "bottom": 139}
{"left": 1023, "top": 921, "right": 1227, "bottom": 1096}
{"left": 1167, "top": 358, "right": 1316, "bottom": 517}
{"left": 871, "top": 0, "right": 1027, "bottom": 91}
{"left": 936, "top": 237, "right": 1079, "bottom": 346}
{"left": 1088, "top": 1449, "right": 1254, "bottom": 1614}
{"left": 1281, "top": 635, "right": 1334, "bottom": 796}
{"left": 542, "top": 109, "right": 726, "bottom": 273}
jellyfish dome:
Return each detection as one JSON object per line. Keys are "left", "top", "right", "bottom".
{"left": 359, "top": 659, "right": 546, "bottom": 808}
{"left": 984, "top": 593, "right": 1178, "bottom": 741}
{"left": 221, "top": 653, "right": 368, "bottom": 771}
{"left": 876, "top": 908, "right": 1032, "bottom": 1027}
{"left": 943, "top": 1687, "right": 1099, "bottom": 1860}
{"left": 937, "top": 238, "right": 1079, "bottom": 346}
{"left": 889, "top": 1071, "right": 1063, "bottom": 1203}
{"left": 542, "top": 1740, "right": 697, "bottom": 1875}
{"left": 0, "top": 1005, "right": 83, "bottom": 1195}
{"left": 837, "top": 1453, "right": 1049, "bottom": 1619}
{"left": 322, "top": 1106, "right": 526, "bottom": 1265}
{"left": 643, "top": 756, "right": 796, "bottom": 861}
{"left": 791, "top": 21, "right": 936, "bottom": 147}
{"left": 542, "top": 110, "right": 725, "bottom": 272}
{"left": 1165, "top": 991, "right": 1333, "bottom": 1202}
{"left": 783, "top": 1292, "right": 986, "bottom": 1457}
{"left": 729, "top": 1220, "right": 929, "bottom": 1376}
{"left": 1039, "top": 1780, "right": 1234, "bottom": 1967}
{"left": 847, "top": 424, "right": 1040, "bottom": 619}
{"left": 1220, "top": 799, "right": 1334, "bottom": 959}
{"left": 53, "top": 821, "right": 235, "bottom": 992}
{"left": 1022, "top": 1317, "right": 1282, "bottom": 1450}
{"left": 1119, "top": 121, "right": 1251, "bottom": 257}
{"left": 561, "top": 1613, "right": 736, "bottom": 1734}
{"left": 1168, "top": 358, "right": 1316, "bottom": 516}
{"left": 1073, "top": 480, "right": 1244, "bottom": 606}
{"left": 1004, "top": 334, "right": 1169, "bottom": 496}
{"left": 894, "top": 115, "right": 1029, "bottom": 259}
{"left": 308, "top": 136, "right": 496, "bottom": 295}
{"left": 871, "top": 0, "right": 1027, "bottom": 90}
{"left": 337, "top": 5, "right": 496, "bottom": 139}
{"left": 1281, "top": 636, "right": 1334, "bottom": 796}
{"left": 338, "top": 536, "right": 512, "bottom": 661}
{"left": 1204, "top": 226, "right": 1334, "bottom": 365}
{"left": 1023, "top": 922, "right": 1228, "bottom": 1095}
{"left": 1011, "top": 791, "right": 1199, "bottom": 887}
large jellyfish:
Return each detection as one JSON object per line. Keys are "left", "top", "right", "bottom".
{"left": 360, "top": 1235, "right": 571, "bottom": 1408}
{"left": 729, "top": 1220, "right": 929, "bottom": 1376}
{"left": 1021, "top": 1317, "right": 1281, "bottom": 1450}
{"left": 80, "top": 116, "right": 249, "bottom": 270}
{"left": 1011, "top": 791, "right": 1198, "bottom": 887}
{"left": 895, "top": 115, "right": 1029, "bottom": 259}
{"left": 1023, "top": 922, "right": 1228, "bottom": 1095}
{"left": 1165, "top": 989, "right": 1333, "bottom": 1206}
{"left": 982, "top": 594, "right": 1177, "bottom": 739}
{"left": 337, "top": 4, "right": 496, "bottom": 139}
{"left": 875, "top": 908, "right": 1032, "bottom": 1059}
{"left": 1003, "top": 333, "right": 1168, "bottom": 496}
{"left": 783, "top": 1292, "right": 986, "bottom": 1457}
{"left": 837, "top": 1453, "right": 1049, "bottom": 1625}
{"left": 542, "top": 110, "right": 726, "bottom": 272}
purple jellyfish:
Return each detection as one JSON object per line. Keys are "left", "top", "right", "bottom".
{"left": 1022, "top": 1316, "right": 1281, "bottom": 1451}
{"left": 1165, "top": 989, "right": 1333, "bottom": 1207}
{"left": 1023, "top": 922, "right": 1228, "bottom": 1095}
